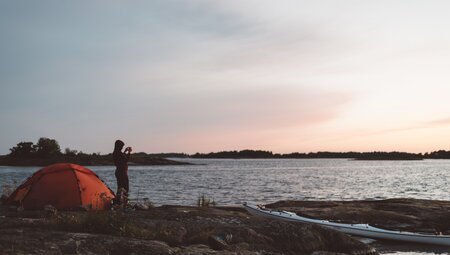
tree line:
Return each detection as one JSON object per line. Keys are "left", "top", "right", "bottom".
{"left": 4, "top": 138, "right": 450, "bottom": 162}
{"left": 191, "top": 150, "right": 450, "bottom": 160}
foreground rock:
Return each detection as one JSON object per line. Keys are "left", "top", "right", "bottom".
{"left": 267, "top": 198, "right": 450, "bottom": 234}
{"left": 0, "top": 205, "right": 376, "bottom": 255}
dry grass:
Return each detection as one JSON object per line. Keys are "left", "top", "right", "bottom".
{"left": 48, "top": 210, "right": 189, "bottom": 245}
{"left": 1, "top": 181, "right": 17, "bottom": 197}
{"left": 197, "top": 195, "right": 216, "bottom": 207}
{"left": 1, "top": 181, "right": 18, "bottom": 205}
{"left": 51, "top": 211, "right": 155, "bottom": 239}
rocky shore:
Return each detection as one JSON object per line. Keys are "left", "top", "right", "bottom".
{"left": 1, "top": 198, "right": 449, "bottom": 255}
{"left": 0, "top": 203, "right": 376, "bottom": 255}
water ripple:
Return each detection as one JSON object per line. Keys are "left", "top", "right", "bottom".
{"left": 2, "top": 159, "right": 450, "bottom": 206}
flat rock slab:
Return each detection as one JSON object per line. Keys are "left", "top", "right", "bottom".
{"left": 0, "top": 205, "right": 377, "bottom": 255}
{"left": 266, "top": 198, "right": 450, "bottom": 234}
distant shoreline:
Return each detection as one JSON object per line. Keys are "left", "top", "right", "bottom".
{"left": 189, "top": 150, "right": 442, "bottom": 160}
{"left": 4, "top": 149, "right": 450, "bottom": 166}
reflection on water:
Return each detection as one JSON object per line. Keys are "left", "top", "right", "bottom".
{"left": 2, "top": 158, "right": 450, "bottom": 254}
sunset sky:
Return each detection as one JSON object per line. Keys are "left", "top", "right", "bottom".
{"left": 2, "top": 1, "right": 450, "bottom": 154}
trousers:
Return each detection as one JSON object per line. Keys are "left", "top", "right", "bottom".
{"left": 115, "top": 169, "right": 129, "bottom": 196}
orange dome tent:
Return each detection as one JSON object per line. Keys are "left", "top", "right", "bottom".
{"left": 6, "top": 163, "right": 115, "bottom": 210}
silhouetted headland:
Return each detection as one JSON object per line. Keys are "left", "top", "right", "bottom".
{"left": 0, "top": 138, "right": 189, "bottom": 166}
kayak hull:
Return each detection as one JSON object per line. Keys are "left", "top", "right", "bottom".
{"left": 243, "top": 203, "right": 450, "bottom": 246}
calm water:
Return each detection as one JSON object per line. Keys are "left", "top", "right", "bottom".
{"left": 1, "top": 158, "right": 450, "bottom": 254}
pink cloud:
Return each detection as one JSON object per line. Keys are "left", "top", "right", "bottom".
{"left": 133, "top": 86, "right": 353, "bottom": 153}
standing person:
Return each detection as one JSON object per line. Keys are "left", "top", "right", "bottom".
{"left": 113, "top": 139, "right": 132, "bottom": 205}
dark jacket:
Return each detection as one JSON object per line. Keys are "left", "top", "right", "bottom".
{"left": 113, "top": 150, "right": 129, "bottom": 172}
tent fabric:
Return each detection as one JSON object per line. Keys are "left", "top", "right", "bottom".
{"left": 6, "top": 163, "right": 115, "bottom": 210}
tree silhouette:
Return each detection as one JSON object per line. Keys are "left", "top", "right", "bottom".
{"left": 35, "top": 137, "right": 61, "bottom": 157}
{"left": 9, "top": 142, "right": 36, "bottom": 157}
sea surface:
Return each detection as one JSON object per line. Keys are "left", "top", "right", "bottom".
{"left": 1, "top": 158, "right": 450, "bottom": 254}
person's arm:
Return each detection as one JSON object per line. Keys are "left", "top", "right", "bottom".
{"left": 124, "top": 147, "right": 132, "bottom": 160}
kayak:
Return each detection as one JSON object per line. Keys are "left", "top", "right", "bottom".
{"left": 243, "top": 202, "right": 450, "bottom": 246}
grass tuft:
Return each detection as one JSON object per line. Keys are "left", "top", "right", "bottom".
{"left": 197, "top": 194, "right": 216, "bottom": 207}
{"left": 52, "top": 211, "right": 155, "bottom": 239}
{"left": 1, "top": 181, "right": 18, "bottom": 205}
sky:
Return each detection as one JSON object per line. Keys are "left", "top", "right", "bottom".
{"left": 1, "top": 0, "right": 450, "bottom": 154}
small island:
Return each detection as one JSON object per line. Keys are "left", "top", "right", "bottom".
{"left": 0, "top": 138, "right": 189, "bottom": 166}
